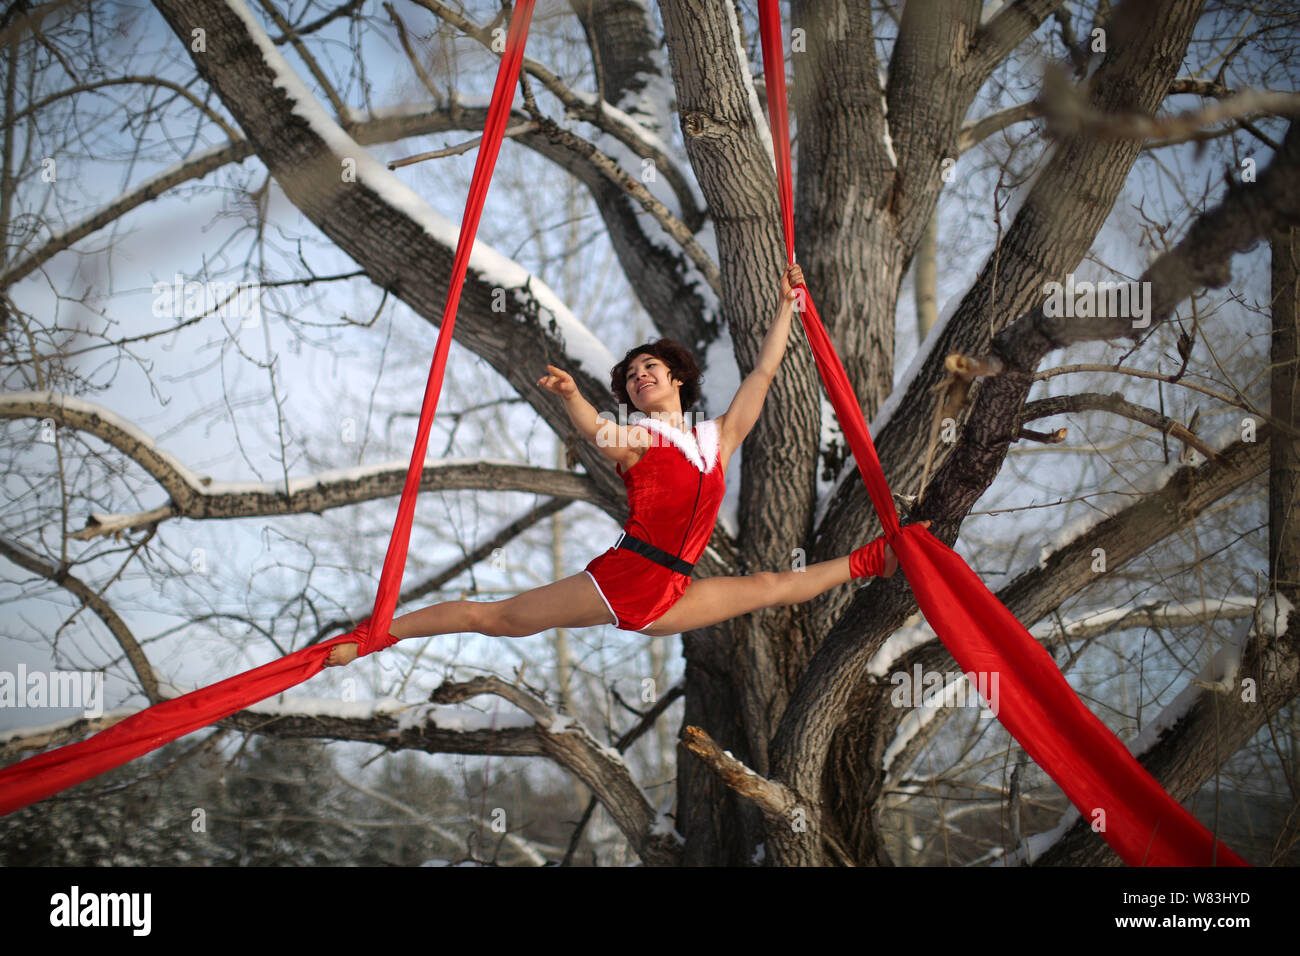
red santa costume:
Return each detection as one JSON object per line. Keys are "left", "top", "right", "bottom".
{"left": 584, "top": 416, "right": 725, "bottom": 631}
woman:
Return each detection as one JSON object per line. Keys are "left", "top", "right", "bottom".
{"left": 325, "top": 263, "right": 919, "bottom": 666}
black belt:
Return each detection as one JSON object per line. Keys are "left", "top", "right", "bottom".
{"left": 614, "top": 531, "right": 694, "bottom": 577}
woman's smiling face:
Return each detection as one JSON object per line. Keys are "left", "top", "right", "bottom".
{"left": 625, "top": 353, "right": 681, "bottom": 411}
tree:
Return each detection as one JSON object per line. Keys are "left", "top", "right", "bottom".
{"left": 1, "top": 0, "right": 1297, "bottom": 865}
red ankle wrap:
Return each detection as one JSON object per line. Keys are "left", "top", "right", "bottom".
{"left": 850, "top": 536, "right": 888, "bottom": 579}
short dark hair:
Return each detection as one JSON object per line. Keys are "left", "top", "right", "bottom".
{"left": 609, "top": 338, "right": 702, "bottom": 411}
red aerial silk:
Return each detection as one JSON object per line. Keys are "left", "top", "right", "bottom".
{"left": 0, "top": 0, "right": 537, "bottom": 818}
{"left": 0, "top": 0, "right": 1251, "bottom": 868}
{"left": 756, "top": 0, "right": 1245, "bottom": 866}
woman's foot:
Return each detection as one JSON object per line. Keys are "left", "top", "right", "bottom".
{"left": 324, "top": 642, "right": 359, "bottom": 667}
{"left": 322, "top": 617, "right": 399, "bottom": 667}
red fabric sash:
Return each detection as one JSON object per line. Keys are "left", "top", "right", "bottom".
{"left": 756, "top": 0, "right": 1245, "bottom": 866}
{"left": 0, "top": 0, "right": 537, "bottom": 818}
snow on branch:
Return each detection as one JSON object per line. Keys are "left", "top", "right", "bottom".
{"left": 408, "top": 0, "right": 704, "bottom": 231}
{"left": 142, "top": 0, "right": 643, "bottom": 515}
{"left": 0, "top": 709, "right": 136, "bottom": 765}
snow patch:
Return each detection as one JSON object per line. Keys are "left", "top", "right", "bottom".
{"left": 866, "top": 618, "right": 934, "bottom": 677}
{"left": 986, "top": 808, "right": 1082, "bottom": 866}
{"left": 1125, "top": 593, "right": 1287, "bottom": 758}
{"left": 724, "top": 0, "right": 777, "bottom": 175}
{"left": 1028, "top": 597, "right": 1259, "bottom": 640}
{"left": 1260, "top": 592, "right": 1294, "bottom": 638}
{"left": 979, "top": 1, "right": 1007, "bottom": 27}
{"left": 0, "top": 707, "right": 136, "bottom": 743}
{"left": 548, "top": 713, "right": 575, "bottom": 733}
{"left": 390, "top": 701, "right": 535, "bottom": 732}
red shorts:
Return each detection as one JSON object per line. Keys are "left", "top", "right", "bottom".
{"left": 584, "top": 547, "right": 690, "bottom": 631}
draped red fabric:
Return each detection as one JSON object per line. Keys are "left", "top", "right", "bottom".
{"left": 0, "top": 0, "right": 537, "bottom": 818}
{"left": 756, "top": 0, "right": 1245, "bottom": 867}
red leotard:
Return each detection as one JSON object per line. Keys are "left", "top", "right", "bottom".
{"left": 584, "top": 417, "right": 726, "bottom": 631}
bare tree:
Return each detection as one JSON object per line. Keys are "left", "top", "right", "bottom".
{"left": 1, "top": 0, "right": 1297, "bottom": 865}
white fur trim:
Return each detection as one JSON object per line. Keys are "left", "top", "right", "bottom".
{"left": 637, "top": 417, "right": 720, "bottom": 473}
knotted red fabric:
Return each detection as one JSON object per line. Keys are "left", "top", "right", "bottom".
{"left": 0, "top": 0, "right": 536, "bottom": 818}
{"left": 756, "top": 0, "right": 1245, "bottom": 866}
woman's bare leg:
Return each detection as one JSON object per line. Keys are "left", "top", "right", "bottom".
{"left": 324, "top": 571, "right": 615, "bottom": 665}
{"left": 640, "top": 550, "right": 893, "bottom": 638}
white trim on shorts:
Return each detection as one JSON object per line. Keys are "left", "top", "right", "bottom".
{"left": 584, "top": 570, "right": 620, "bottom": 627}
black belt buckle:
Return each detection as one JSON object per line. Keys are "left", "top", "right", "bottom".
{"left": 614, "top": 531, "right": 694, "bottom": 577}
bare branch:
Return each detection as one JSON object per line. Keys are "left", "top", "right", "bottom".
{"left": 428, "top": 676, "right": 680, "bottom": 865}
{"left": 0, "top": 536, "right": 159, "bottom": 703}
{"left": 388, "top": 122, "right": 539, "bottom": 167}
{"left": 1017, "top": 390, "right": 1227, "bottom": 462}
{"left": 270, "top": 0, "right": 364, "bottom": 44}
{"left": 312, "top": 497, "right": 573, "bottom": 643}
{"left": 0, "top": 392, "right": 602, "bottom": 535}
{"left": 1, "top": 74, "right": 242, "bottom": 139}
{"left": 971, "top": 0, "right": 1067, "bottom": 81}
{"left": 1040, "top": 71, "right": 1300, "bottom": 142}
{"left": 680, "top": 725, "right": 801, "bottom": 820}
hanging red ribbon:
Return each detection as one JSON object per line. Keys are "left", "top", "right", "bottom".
{"left": 756, "top": 0, "right": 1244, "bottom": 866}
{"left": 0, "top": 0, "right": 537, "bottom": 818}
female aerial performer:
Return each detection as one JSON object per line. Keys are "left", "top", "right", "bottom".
{"left": 324, "top": 263, "right": 924, "bottom": 666}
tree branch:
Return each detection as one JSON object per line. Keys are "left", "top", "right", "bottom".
{"left": 408, "top": 0, "right": 704, "bottom": 232}
{"left": 0, "top": 392, "right": 602, "bottom": 535}
{"left": 1016, "top": 389, "right": 1226, "bottom": 462}
{"left": 0, "top": 536, "right": 159, "bottom": 703}
{"left": 428, "top": 676, "right": 680, "bottom": 865}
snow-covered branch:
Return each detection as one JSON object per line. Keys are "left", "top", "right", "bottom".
{"left": 774, "top": 432, "right": 1268, "bottom": 855}
{"left": 407, "top": 0, "right": 704, "bottom": 231}
{"left": 0, "top": 709, "right": 135, "bottom": 765}
{"left": 145, "top": 0, "right": 638, "bottom": 517}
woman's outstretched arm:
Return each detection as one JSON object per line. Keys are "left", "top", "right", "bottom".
{"left": 539, "top": 364, "right": 647, "bottom": 468}
{"left": 716, "top": 263, "right": 804, "bottom": 462}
